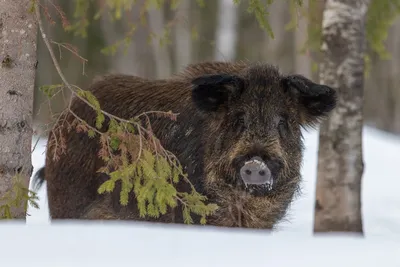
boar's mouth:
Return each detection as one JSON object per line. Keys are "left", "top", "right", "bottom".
{"left": 244, "top": 183, "right": 274, "bottom": 197}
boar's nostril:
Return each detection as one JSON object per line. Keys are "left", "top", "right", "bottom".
{"left": 259, "top": 170, "right": 265, "bottom": 176}
{"left": 245, "top": 169, "right": 252, "bottom": 175}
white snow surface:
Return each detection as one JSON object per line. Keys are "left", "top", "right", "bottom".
{"left": 1, "top": 126, "right": 400, "bottom": 266}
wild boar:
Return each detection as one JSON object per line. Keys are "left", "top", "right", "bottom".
{"left": 33, "top": 61, "right": 337, "bottom": 229}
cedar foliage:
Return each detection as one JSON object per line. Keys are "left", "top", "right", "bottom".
{"left": 0, "top": 173, "right": 39, "bottom": 219}
{"left": 73, "top": 89, "right": 219, "bottom": 224}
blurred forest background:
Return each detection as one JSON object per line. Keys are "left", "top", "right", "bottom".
{"left": 32, "top": 0, "right": 400, "bottom": 136}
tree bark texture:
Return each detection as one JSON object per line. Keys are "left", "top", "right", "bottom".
{"left": 0, "top": 0, "right": 38, "bottom": 219}
{"left": 214, "top": 0, "right": 238, "bottom": 61}
{"left": 314, "top": 0, "right": 371, "bottom": 233}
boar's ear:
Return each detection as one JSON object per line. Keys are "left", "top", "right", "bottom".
{"left": 191, "top": 74, "right": 245, "bottom": 112}
{"left": 282, "top": 74, "right": 337, "bottom": 126}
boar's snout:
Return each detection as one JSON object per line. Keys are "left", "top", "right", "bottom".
{"left": 240, "top": 156, "right": 273, "bottom": 189}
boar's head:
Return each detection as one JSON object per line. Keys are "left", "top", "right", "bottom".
{"left": 190, "top": 63, "right": 337, "bottom": 198}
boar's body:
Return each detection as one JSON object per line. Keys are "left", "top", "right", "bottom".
{"left": 33, "top": 61, "right": 336, "bottom": 229}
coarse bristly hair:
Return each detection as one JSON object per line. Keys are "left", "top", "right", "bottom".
{"left": 33, "top": 60, "right": 337, "bottom": 230}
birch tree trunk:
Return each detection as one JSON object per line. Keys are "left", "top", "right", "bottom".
{"left": 214, "top": 0, "right": 238, "bottom": 61}
{"left": 314, "top": 0, "right": 371, "bottom": 234}
{"left": 0, "top": 0, "right": 38, "bottom": 219}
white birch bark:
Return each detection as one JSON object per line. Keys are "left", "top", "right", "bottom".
{"left": 0, "top": 0, "right": 38, "bottom": 219}
{"left": 214, "top": 0, "right": 239, "bottom": 61}
{"left": 314, "top": 0, "right": 371, "bottom": 234}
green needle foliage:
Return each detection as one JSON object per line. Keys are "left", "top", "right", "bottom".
{"left": 60, "top": 88, "right": 218, "bottom": 224}
{"left": 0, "top": 173, "right": 39, "bottom": 219}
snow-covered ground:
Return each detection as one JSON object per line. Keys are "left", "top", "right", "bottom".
{"left": 1, "top": 126, "right": 400, "bottom": 266}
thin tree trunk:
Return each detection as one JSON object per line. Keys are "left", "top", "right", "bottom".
{"left": 173, "top": 0, "right": 192, "bottom": 71}
{"left": 0, "top": 0, "right": 38, "bottom": 219}
{"left": 235, "top": 0, "right": 265, "bottom": 61}
{"left": 294, "top": 0, "right": 311, "bottom": 77}
{"left": 262, "top": 1, "right": 295, "bottom": 74}
{"left": 307, "top": 0, "right": 325, "bottom": 82}
{"left": 364, "top": 17, "right": 400, "bottom": 135}
{"left": 148, "top": 5, "right": 172, "bottom": 79}
{"left": 214, "top": 0, "right": 239, "bottom": 61}
{"left": 100, "top": 0, "right": 156, "bottom": 78}
{"left": 190, "top": 1, "right": 219, "bottom": 62}
{"left": 314, "top": 0, "right": 371, "bottom": 234}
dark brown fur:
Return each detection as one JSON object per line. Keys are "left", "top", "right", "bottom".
{"left": 33, "top": 61, "right": 336, "bottom": 229}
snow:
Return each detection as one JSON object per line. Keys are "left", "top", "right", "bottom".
{"left": 1, "top": 126, "right": 400, "bottom": 266}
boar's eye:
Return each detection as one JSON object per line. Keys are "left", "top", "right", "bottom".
{"left": 278, "top": 118, "right": 289, "bottom": 138}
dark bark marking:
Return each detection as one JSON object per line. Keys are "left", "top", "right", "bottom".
{"left": 7, "top": 90, "right": 22, "bottom": 96}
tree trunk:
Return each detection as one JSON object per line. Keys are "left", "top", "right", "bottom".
{"left": 364, "top": 17, "right": 400, "bottom": 135}
{"left": 307, "top": 0, "right": 325, "bottom": 82}
{"left": 148, "top": 4, "right": 172, "bottom": 79}
{"left": 262, "top": 0, "right": 295, "bottom": 74}
{"left": 214, "top": 0, "right": 238, "bottom": 61}
{"left": 173, "top": 0, "right": 192, "bottom": 71}
{"left": 100, "top": 0, "right": 156, "bottom": 78}
{"left": 294, "top": 0, "right": 311, "bottom": 77}
{"left": 235, "top": 0, "right": 265, "bottom": 61}
{"left": 190, "top": 0, "right": 218, "bottom": 62}
{"left": 314, "top": 0, "right": 371, "bottom": 234}
{"left": 0, "top": 0, "right": 38, "bottom": 219}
